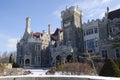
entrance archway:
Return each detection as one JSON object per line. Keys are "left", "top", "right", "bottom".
{"left": 25, "top": 59, "right": 30, "bottom": 66}
{"left": 66, "top": 55, "right": 73, "bottom": 63}
{"left": 56, "top": 55, "right": 62, "bottom": 66}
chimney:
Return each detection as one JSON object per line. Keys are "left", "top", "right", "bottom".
{"left": 42, "top": 30, "right": 45, "bottom": 33}
{"left": 26, "top": 17, "right": 31, "bottom": 33}
{"left": 48, "top": 24, "right": 52, "bottom": 35}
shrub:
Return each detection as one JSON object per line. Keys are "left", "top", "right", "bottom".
{"left": 99, "top": 58, "right": 120, "bottom": 77}
{"left": 12, "top": 62, "right": 20, "bottom": 68}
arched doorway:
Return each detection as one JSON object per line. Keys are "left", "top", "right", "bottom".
{"left": 56, "top": 55, "right": 61, "bottom": 66}
{"left": 66, "top": 54, "right": 73, "bottom": 63}
{"left": 25, "top": 59, "right": 30, "bottom": 66}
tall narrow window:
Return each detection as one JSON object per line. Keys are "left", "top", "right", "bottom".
{"left": 94, "top": 28, "right": 98, "bottom": 33}
{"left": 35, "top": 44, "right": 40, "bottom": 51}
{"left": 116, "top": 48, "right": 120, "bottom": 58}
{"left": 102, "top": 50, "right": 108, "bottom": 59}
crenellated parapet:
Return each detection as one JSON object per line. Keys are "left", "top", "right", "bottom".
{"left": 61, "top": 6, "right": 82, "bottom": 19}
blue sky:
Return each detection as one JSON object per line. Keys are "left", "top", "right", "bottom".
{"left": 0, "top": 0, "right": 120, "bottom": 53}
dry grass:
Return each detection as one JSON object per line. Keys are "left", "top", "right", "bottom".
{"left": 56, "top": 62, "right": 94, "bottom": 75}
{"left": 0, "top": 67, "right": 4, "bottom": 75}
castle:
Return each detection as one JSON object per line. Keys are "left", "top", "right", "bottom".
{"left": 17, "top": 6, "right": 120, "bottom": 67}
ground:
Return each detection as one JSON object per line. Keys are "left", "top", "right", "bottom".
{"left": 26, "top": 68, "right": 49, "bottom": 75}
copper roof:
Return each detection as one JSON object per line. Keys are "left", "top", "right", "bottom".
{"left": 108, "top": 8, "right": 120, "bottom": 20}
{"left": 33, "top": 32, "right": 42, "bottom": 38}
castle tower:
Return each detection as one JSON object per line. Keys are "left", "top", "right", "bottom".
{"left": 48, "top": 24, "right": 52, "bottom": 35}
{"left": 61, "top": 6, "right": 84, "bottom": 54}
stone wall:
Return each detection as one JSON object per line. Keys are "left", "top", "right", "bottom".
{"left": 0, "top": 76, "right": 119, "bottom": 80}
{"left": 0, "top": 77, "right": 90, "bottom": 80}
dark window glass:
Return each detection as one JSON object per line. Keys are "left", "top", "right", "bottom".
{"left": 116, "top": 49, "right": 120, "bottom": 58}
{"left": 102, "top": 50, "right": 107, "bottom": 58}
{"left": 95, "top": 28, "right": 98, "bottom": 33}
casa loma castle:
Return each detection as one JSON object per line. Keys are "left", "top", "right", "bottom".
{"left": 17, "top": 6, "right": 120, "bottom": 67}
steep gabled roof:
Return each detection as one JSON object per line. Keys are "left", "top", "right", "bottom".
{"left": 51, "top": 35, "right": 56, "bottom": 41}
{"left": 108, "top": 8, "right": 120, "bottom": 20}
{"left": 50, "top": 28, "right": 63, "bottom": 41}
{"left": 52, "top": 28, "right": 63, "bottom": 36}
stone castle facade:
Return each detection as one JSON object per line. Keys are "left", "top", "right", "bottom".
{"left": 17, "top": 6, "right": 120, "bottom": 67}
{"left": 17, "top": 6, "right": 84, "bottom": 67}
{"left": 83, "top": 7, "right": 120, "bottom": 61}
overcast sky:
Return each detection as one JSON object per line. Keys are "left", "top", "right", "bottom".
{"left": 0, "top": 0, "right": 120, "bottom": 52}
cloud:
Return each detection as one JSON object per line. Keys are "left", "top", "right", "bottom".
{"left": 0, "top": 33, "right": 10, "bottom": 39}
{"left": 102, "top": 0, "right": 111, "bottom": 3}
{"left": 6, "top": 38, "right": 18, "bottom": 49}
{"left": 0, "top": 34, "right": 3, "bottom": 38}
{"left": 53, "top": 10, "right": 61, "bottom": 18}
{"left": 99, "top": 12, "right": 105, "bottom": 18}
{"left": 111, "top": 4, "right": 120, "bottom": 11}
{"left": 53, "top": 0, "right": 111, "bottom": 22}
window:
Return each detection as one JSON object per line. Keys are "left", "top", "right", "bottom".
{"left": 84, "top": 31, "right": 86, "bottom": 36}
{"left": 84, "top": 41, "right": 86, "bottom": 49}
{"left": 86, "top": 39, "right": 95, "bottom": 52}
{"left": 94, "top": 28, "right": 98, "bottom": 33}
{"left": 86, "top": 29, "right": 93, "bottom": 35}
{"left": 116, "top": 49, "right": 120, "bottom": 58}
{"left": 102, "top": 50, "right": 108, "bottom": 58}
{"left": 35, "top": 44, "right": 40, "bottom": 51}
{"left": 38, "top": 57, "right": 40, "bottom": 64}
{"left": 44, "top": 46, "right": 45, "bottom": 49}
{"left": 95, "top": 40, "right": 98, "bottom": 47}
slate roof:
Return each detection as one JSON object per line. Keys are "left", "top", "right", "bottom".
{"left": 51, "top": 28, "right": 63, "bottom": 41}
{"left": 108, "top": 8, "right": 120, "bottom": 20}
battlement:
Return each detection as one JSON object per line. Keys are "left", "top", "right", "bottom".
{"left": 61, "top": 6, "right": 82, "bottom": 17}
{"left": 83, "top": 19, "right": 103, "bottom": 27}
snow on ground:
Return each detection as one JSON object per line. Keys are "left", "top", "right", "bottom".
{"left": 18, "top": 69, "right": 120, "bottom": 80}
{"left": 1, "top": 68, "right": 119, "bottom": 80}
{"left": 25, "top": 68, "right": 49, "bottom": 75}
{"left": 0, "top": 75, "right": 120, "bottom": 80}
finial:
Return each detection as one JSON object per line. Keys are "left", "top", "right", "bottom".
{"left": 107, "top": 6, "right": 109, "bottom": 12}
{"left": 66, "top": 5, "right": 68, "bottom": 10}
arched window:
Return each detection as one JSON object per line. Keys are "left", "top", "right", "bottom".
{"left": 25, "top": 59, "right": 30, "bottom": 66}
{"left": 66, "top": 55, "right": 73, "bottom": 63}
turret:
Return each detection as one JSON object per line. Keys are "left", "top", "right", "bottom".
{"left": 105, "top": 7, "right": 109, "bottom": 19}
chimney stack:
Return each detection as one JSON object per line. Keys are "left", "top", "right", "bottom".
{"left": 26, "top": 17, "right": 31, "bottom": 33}
{"left": 48, "top": 24, "right": 52, "bottom": 35}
